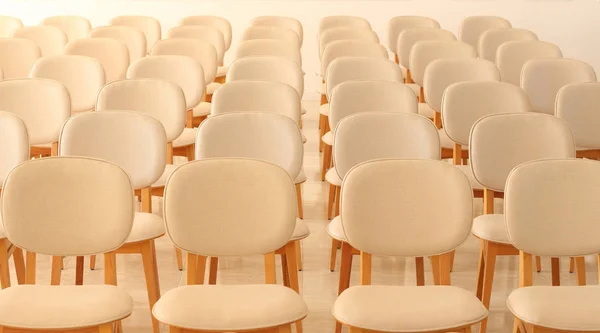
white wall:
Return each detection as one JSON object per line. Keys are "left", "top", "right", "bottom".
{"left": 3, "top": 0, "right": 598, "bottom": 99}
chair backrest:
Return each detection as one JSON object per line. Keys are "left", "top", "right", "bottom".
{"left": 227, "top": 56, "right": 304, "bottom": 98}
{"left": 410, "top": 41, "right": 476, "bottom": 86}
{"left": 334, "top": 112, "right": 440, "bottom": 179}
{"left": 496, "top": 40, "right": 562, "bottom": 86}
{"left": 556, "top": 82, "right": 600, "bottom": 149}
{"left": 319, "top": 16, "right": 371, "bottom": 34}
{"left": 11, "top": 26, "right": 67, "bottom": 56}
{"left": 236, "top": 39, "right": 301, "bottom": 67}
{"left": 89, "top": 26, "right": 146, "bottom": 62}
{"left": 470, "top": 113, "right": 575, "bottom": 192}
{"left": 128, "top": 55, "right": 205, "bottom": 110}
{"left": 506, "top": 158, "right": 600, "bottom": 257}
{"left": 321, "top": 40, "right": 388, "bottom": 75}
{"left": 0, "top": 78, "right": 70, "bottom": 145}
{"left": 397, "top": 27, "right": 456, "bottom": 69}
{"left": 458, "top": 16, "right": 512, "bottom": 52}
{"left": 387, "top": 16, "right": 441, "bottom": 55}
{"left": 0, "top": 16, "right": 23, "bottom": 37}
{"left": 442, "top": 81, "right": 531, "bottom": 146}
{"left": 59, "top": 111, "right": 167, "bottom": 189}
{"left": 96, "top": 79, "right": 186, "bottom": 142}
{"left": 167, "top": 25, "right": 225, "bottom": 64}
{"left": 31, "top": 55, "right": 106, "bottom": 113}
{"left": 478, "top": 28, "right": 538, "bottom": 63}
{"left": 521, "top": 58, "right": 596, "bottom": 115}
{"left": 0, "top": 38, "right": 41, "bottom": 79}
{"left": 319, "top": 27, "right": 379, "bottom": 59}
{"left": 64, "top": 38, "right": 129, "bottom": 83}
{"left": 42, "top": 16, "right": 92, "bottom": 42}
{"left": 211, "top": 81, "right": 301, "bottom": 124}
{"left": 151, "top": 38, "right": 218, "bottom": 85}
{"left": 326, "top": 57, "right": 404, "bottom": 99}
{"left": 341, "top": 159, "right": 472, "bottom": 257}
{"left": 0, "top": 112, "right": 29, "bottom": 186}
{"left": 251, "top": 16, "right": 303, "bottom": 46}
{"left": 243, "top": 26, "right": 301, "bottom": 51}
{"left": 110, "top": 16, "right": 161, "bottom": 54}
{"left": 196, "top": 113, "right": 303, "bottom": 179}
{"left": 424, "top": 58, "right": 500, "bottom": 113}
{"left": 164, "top": 158, "right": 296, "bottom": 256}
{"left": 1, "top": 157, "right": 134, "bottom": 256}
{"left": 180, "top": 16, "right": 232, "bottom": 51}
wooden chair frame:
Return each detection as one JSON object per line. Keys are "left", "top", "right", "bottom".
{"left": 0, "top": 189, "right": 26, "bottom": 289}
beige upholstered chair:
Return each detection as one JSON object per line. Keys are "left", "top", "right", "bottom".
{"left": 557, "top": 82, "right": 600, "bottom": 159}
{"left": 236, "top": 39, "right": 302, "bottom": 69}
{"left": 319, "top": 27, "right": 379, "bottom": 60}
{"left": 180, "top": 16, "right": 233, "bottom": 51}
{"left": 64, "top": 38, "right": 129, "bottom": 83}
{"left": 60, "top": 111, "right": 166, "bottom": 333}
{"left": 458, "top": 16, "right": 511, "bottom": 52}
{"left": 30, "top": 55, "right": 106, "bottom": 114}
{"left": 319, "top": 16, "right": 371, "bottom": 35}
{"left": 333, "top": 159, "right": 487, "bottom": 333}
{"left": 252, "top": 16, "right": 304, "bottom": 46}
{"left": 110, "top": 16, "right": 161, "bottom": 53}
{"left": 11, "top": 26, "right": 67, "bottom": 56}
{"left": 89, "top": 25, "right": 146, "bottom": 62}
{"left": 167, "top": 25, "right": 226, "bottom": 67}
{"left": 155, "top": 158, "right": 308, "bottom": 333}
{"left": 496, "top": 40, "right": 562, "bottom": 86}
{"left": 505, "top": 158, "right": 600, "bottom": 333}
{"left": 0, "top": 16, "right": 23, "bottom": 37}
{"left": 42, "top": 16, "right": 91, "bottom": 42}
{"left": 0, "top": 38, "right": 41, "bottom": 79}
{"left": 243, "top": 26, "right": 301, "bottom": 50}
{"left": 478, "top": 28, "right": 538, "bottom": 63}
{"left": 387, "top": 16, "right": 440, "bottom": 63}
{"left": 521, "top": 58, "right": 596, "bottom": 115}
{"left": 469, "top": 113, "right": 575, "bottom": 333}
{"left": 0, "top": 157, "right": 134, "bottom": 332}
{"left": 0, "top": 111, "right": 28, "bottom": 288}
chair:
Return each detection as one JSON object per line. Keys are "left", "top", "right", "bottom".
{"left": 236, "top": 39, "right": 302, "bottom": 68}
{"left": 319, "top": 16, "right": 371, "bottom": 35}
{"left": 387, "top": 16, "right": 440, "bottom": 63}
{"left": 319, "top": 27, "right": 379, "bottom": 60}
{"left": 180, "top": 16, "right": 232, "bottom": 51}
{"left": 333, "top": 159, "right": 487, "bottom": 333}
{"left": 60, "top": 111, "right": 167, "bottom": 333}
{"left": 521, "top": 58, "right": 596, "bottom": 114}
{"left": 496, "top": 40, "right": 562, "bottom": 86}
{"left": 0, "top": 157, "right": 134, "bottom": 333}
{"left": 505, "top": 158, "right": 600, "bottom": 333}
{"left": 89, "top": 25, "right": 146, "bottom": 62}
{"left": 243, "top": 26, "right": 301, "bottom": 50}
{"left": 252, "top": 16, "right": 304, "bottom": 46}
{"left": 469, "top": 113, "right": 575, "bottom": 333}
{"left": 154, "top": 158, "right": 308, "bottom": 333}
{"left": 0, "top": 38, "right": 41, "bottom": 79}
{"left": 64, "top": 38, "right": 129, "bottom": 82}
{"left": 458, "top": 16, "right": 511, "bottom": 52}
{"left": 11, "top": 26, "right": 67, "bottom": 56}
{"left": 110, "top": 16, "right": 161, "bottom": 54}
{"left": 167, "top": 25, "right": 226, "bottom": 68}
{"left": 42, "top": 16, "right": 92, "bottom": 42}
{"left": 0, "top": 16, "right": 22, "bottom": 37}
{"left": 478, "top": 28, "right": 538, "bottom": 63}
{"left": 30, "top": 55, "right": 106, "bottom": 114}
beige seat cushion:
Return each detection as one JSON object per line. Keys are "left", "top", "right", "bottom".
{"left": 206, "top": 82, "right": 222, "bottom": 95}
{"left": 153, "top": 284, "right": 308, "bottom": 331}
{"left": 152, "top": 164, "right": 177, "bottom": 188}
{"left": 216, "top": 65, "right": 228, "bottom": 77}
{"left": 455, "top": 165, "right": 483, "bottom": 190}
{"left": 193, "top": 102, "right": 211, "bottom": 117}
{"left": 406, "top": 83, "right": 420, "bottom": 97}
{"left": 418, "top": 103, "right": 436, "bottom": 119}
{"left": 508, "top": 286, "right": 600, "bottom": 331}
{"left": 325, "top": 168, "right": 342, "bottom": 186}
{"left": 439, "top": 129, "right": 456, "bottom": 149}
{"left": 294, "top": 168, "right": 307, "bottom": 184}
{"left": 322, "top": 131, "right": 333, "bottom": 146}
{"left": 319, "top": 103, "right": 329, "bottom": 116}
{"left": 317, "top": 82, "right": 326, "bottom": 95}
{"left": 292, "top": 218, "right": 310, "bottom": 241}
{"left": 326, "top": 216, "right": 345, "bottom": 241}
{"left": 173, "top": 128, "right": 197, "bottom": 148}
{"left": 126, "top": 212, "right": 165, "bottom": 243}
{"left": 333, "top": 285, "right": 488, "bottom": 332}
{"left": 471, "top": 214, "right": 510, "bottom": 244}
{"left": 0, "top": 285, "right": 133, "bottom": 329}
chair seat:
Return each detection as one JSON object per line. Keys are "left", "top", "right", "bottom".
{"left": 406, "top": 83, "right": 420, "bottom": 97}
{"left": 322, "top": 131, "right": 333, "bottom": 146}
{"left": 418, "top": 103, "right": 435, "bottom": 119}
{"left": 333, "top": 285, "right": 488, "bottom": 333}
{"left": 126, "top": 212, "right": 165, "bottom": 243}
{"left": 217, "top": 65, "right": 228, "bottom": 77}
{"left": 294, "top": 168, "right": 306, "bottom": 184}
{"left": 326, "top": 216, "right": 345, "bottom": 241}
{"left": 319, "top": 103, "right": 329, "bottom": 117}
{"left": 455, "top": 165, "right": 483, "bottom": 190}
{"left": 193, "top": 102, "right": 211, "bottom": 117}
{"left": 471, "top": 214, "right": 510, "bottom": 244}
{"left": 206, "top": 82, "right": 222, "bottom": 95}
{"left": 317, "top": 82, "right": 326, "bottom": 95}
{"left": 152, "top": 164, "right": 177, "bottom": 188}
{"left": 292, "top": 218, "right": 310, "bottom": 241}
{"left": 0, "top": 285, "right": 133, "bottom": 330}
{"left": 173, "top": 128, "right": 197, "bottom": 148}
{"left": 153, "top": 284, "right": 308, "bottom": 331}
{"left": 325, "top": 168, "right": 341, "bottom": 186}
{"left": 508, "top": 286, "right": 600, "bottom": 331}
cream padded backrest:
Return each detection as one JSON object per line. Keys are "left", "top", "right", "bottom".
{"left": 211, "top": 81, "right": 301, "bottom": 124}
{"left": 458, "top": 16, "right": 512, "bottom": 52}
{"left": 0, "top": 112, "right": 29, "bottom": 186}
{"left": 410, "top": 41, "right": 476, "bottom": 86}
{"left": 11, "top": 26, "right": 67, "bottom": 57}
{"left": 42, "top": 16, "right": 91, "bottom": 42}
{"left": 556, "top": 83, "right": 600, "bottom": 149}
{"left": 243, "top": 26, "right": 301, "bottom": 51}
{"left": 424, "top": 58, "right": 500, "bottom": 112}
{"left": 31, "top": 55, "right": 106, "bottom": 113}
{"left": 128, "top": 55, "right": 205, "bottom": 110}
{"left": 329, "top": 81, "right": 417, "bottom": 131}
{"left": 251, "top": 16, "right": 303, "bottom": 46}
{"left": 341, "top": 159, "right": 473, "bottom": 257}
{"left": 90, "top": 26, "right": 146, "bottom": 62}
{"left": 496, "top": 40, "right": 562, "bottom": 86}
{"left": 0, "top": 38, "right": 41, "bottom": 79}
{"left": 334, "top": 113, "right": 440, "bottom": 179}
{"left": 110, "top": 16, "right": 161, "bottom": 53}
{"left": 0, "top": 16, "right": 23, "bottom": 37}
{"left": 236, "top": 39, "right": 301, "bottom": 66}
{"left": 196, "top": 113, "right": 303, "bottom": 179}
{"left": 180, "top": 16, "right": 232, "bottom": 51}
{"left": 387, "top": 16, "right": 440, "bottom": 54}
{"left": 521, "top": 58, "right": 596, "bottom": 115}
{"left": 478, "top": 28, "right": 537, "bottom": 63}
{"left": 321, "top": 40, "right": 388, "bottom": 75}
{"left": 326, "top": 57, "right": 402, "bottom": 98}
{"left": 1, "top": 157, "right": 134, "bottom": 256}
{"left": 96, "top": 79, "right": 186, "bottom": 142}
{"left": 59, "top": 111, "right": 167, "bottom": 189}
{"left": 151, "top": 38, "right": 218, "bottom": 84}
{"left": 397, "top": 27, "right": 456, "bottom": 68}
{"left": 167, "top": 25, "right": 226, "bottom": 64}
{"left": 319, "top": 16, "right": 371, "bottom": 34}
{"left": 319, "top": 27, "right": 379, "bottom": 59}
{"left": 164, "top": 158, "right": 296, "bottom": 256}
{"left": 470, "top": 113, "right": 575, "bottom": 192}
{"left": 443, "top": 81, "right": 531, "bottom": 146}
{"left": 0, "top": 78, "right": 70, "bottom": 145}
{"left": 506, "top": 159, "right": 600, "bottom": 257}
{"left": 65, "top": 38, "right": 129, "bottom": 83}
{"left": 227, "top": 56, "right": 304, "bottom": 97}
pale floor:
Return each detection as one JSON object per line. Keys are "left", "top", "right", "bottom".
{"left": 11, "top": 101, "right": 598, "bottom": 333}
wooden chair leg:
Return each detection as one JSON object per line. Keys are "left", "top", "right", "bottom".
{"left": 327, "top": 184, "right": 336, "bottom": 220}
{"left": 141, "top": 240, "right": 160, "bottom": 333}
{"left": 0, "top": 241, "right": 10, "bottom": 289}
{"left": 480, "top": 241, "right": 498, "bottom": 333}
{"left": 281, "top": 252, "right": 290, "bottom": 287}
{"left": 51, "top": 256, "right": 62, "bottom": 285}
{"left": 321, "top": 144, "right": 332, "bottom": 181}
{"left": 12, "top": 247, "right": 25, "bottom": 285}
{"left": 90, "top": 254, "right": 97, "bottom": 270}
{"left": 415, "top": 257, "right": 425, "bottom": 286}
{"left": 334, "top": 186, "right": 341, "bottom": 217}
{"left": 335, "top": 242, "right": 353, "bottom": 333}
{"left": 284, "top": 242, "right": 300, "bottom": 293}
{"left": 25, "top": 251, "right": 36, "bottom": 284}
{"left": 187, "top": 144, "right": 195, "bottom": 162}
{"left": 208, "top": 257, "right": 218, "bottom": 285}
{"left": 330, "top": 239, "right": 340, "bottom": 272}
{"left": 551, "top": 258, "right": 560, "bottom": 286}
{"left": 475, "top": 239, "right": 486, "bottom": 300}
{"left": 98, "top": 323, "right": 113, "bottom": 333}
{"left": 295, "top": 241, "right": 303, "bottom": 271}
{"left": 75, "top": 256, "right": 84, "bottom": 285}
{"left": 264, "top": 252, "right": 276, "bottom": 284}
{"left": 535, "top": 256, "right": 542, "bottom": 272}
{"left": 104, "top": 252, "right": 117, "bottom": 285}
{"left": 569, "top": 257, "right": 575, "bottom": 273}
{"left": 431, "top": 255, "right": 440, "bottom": 285}
{"left": 575, "top": 257, "right": 586, "bottom": 286}
{"left": 195, "top": 255, "right": 207, "bottom": 284}
{"left": 448, "top": 250, "right": 456, "bottom": 272}
{"left": 295, "top": 183, "right": 303, "bottom": 219}
{"left": 175, "top": 247, "right": 184, "bottom": 271}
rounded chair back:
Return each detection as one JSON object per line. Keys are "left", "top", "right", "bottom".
{"left": 110, "top": 16, "right": 161, "bottom": 53}
{"left": 167, "top": 25, "right": 225, "bottom": 65}
{"left": 326, "top": 57, "right": 403, "bottom": 99}
{"left": 0, "top": 38, "right": 41, "bottom": 79}
{"left": 478, "top": 28, "right": 537, "bottom": 63}
{"left": 388, "top": 16, "right": 440, "bottom": 56}
{"left": 42, "top": 16, "right": 91, "bottom": 42}
{"left": 321, "top": 40, "right": 387, "bottom": 76}
{"left": 496, "top": 40, "right": 562, "bottom": 86}
{"left": 152, "top": 38, "right": 218, "bottom": 85}
{"left": 458, "top": 16, "right": 511, "bottom": 52}
{"left": 180, "top": 16, "right": 232, "bottom": 51}
{"left": 11, "top": 26, "right": 67, "bottom": 56}
{"left": 227, "top": 56, "right": 304, "bottom": 98}
{"left": 397, "top": 27, "right": 455, "bottom": 69}
{"left": 409, "top": 40, "right": 476, "bottom": 87}
{"left": 252, "top": 16, "right": 303, "bottom": 46}
{"left": 64, "top": 38, "right": 129, "bottom": 82}
{"left": 0, "top": 112, "right": 29, "bottom": 186}
{"left": 556, "top": 82, "right": 600, "bottom": 149}
{"left": 90, "top": 25, "right": 146, "bottom": 62}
